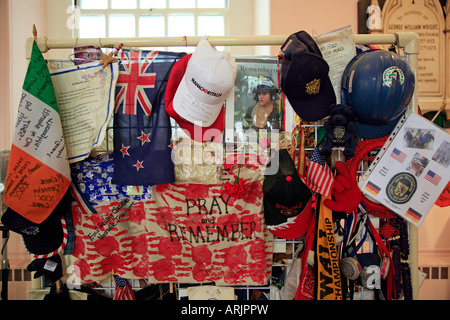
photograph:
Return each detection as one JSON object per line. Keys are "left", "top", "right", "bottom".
{"left": 406, "top": 152, "right": 430, "bottom": 177}
{"left": 403, "top": 127, "right": 435, "bottom": 150}
{"left": 432, "top": 140, "right": 450, "bottom": 168}
{"left": 228, "top": 57, "right": 281, "bottom": 145}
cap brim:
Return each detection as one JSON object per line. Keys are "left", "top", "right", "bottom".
{"left": 1, "top": 207, "right": 65, "bottom": 256}
{"left": 167, "top": 100, "right": 225, "bottom": 142}
{"left": 264, "top": 197, "right": 312, "bottom": 239}
{"left": 23, "top": 216, "right": 65, "bottom": 256}
{"left": 354, "top": 115, "right": 401, "bottom": 139}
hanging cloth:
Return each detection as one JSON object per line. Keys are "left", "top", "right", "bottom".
{"left": 294, "top": 211, "right": 316, "bottom": 300}
{"left": 315, "top": 195, "right": 343, "bottom": 300}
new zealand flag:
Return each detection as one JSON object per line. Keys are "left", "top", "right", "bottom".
{"left": 113, "top": 50, "right": 186, "bottom": 186}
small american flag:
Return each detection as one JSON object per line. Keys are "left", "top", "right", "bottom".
{"left": 305, "top": 147, "right": 334, "bottom": 197}
{"left": 390, "top": 148, "right": 407, "bottom": 163}
{"left": 113, "top": 275, "right": 135, "bottom": 300}
{"left": 424, "top": 170, "right": 442, "bottom": 186}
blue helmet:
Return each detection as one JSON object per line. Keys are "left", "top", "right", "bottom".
{"left": 341, "top": 50, "right": 415, "bottom": 139}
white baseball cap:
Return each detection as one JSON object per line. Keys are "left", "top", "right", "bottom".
{"left": 173, "top": 38, "right": 237, "bottom": 127}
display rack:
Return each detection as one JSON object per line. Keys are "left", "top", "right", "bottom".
{"left": 25, "top": 32, "right": 420, "bottom": 300}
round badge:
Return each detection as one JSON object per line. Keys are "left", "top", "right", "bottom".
{"left": 382, "top": 66, "right": 405, "bottom": 87}
{"left": 333, "top": 125, "right": 345, "bottom": 142}
{"left": 340, "top": 257, "right": 362, "bottom": 280}
{"left": 386, "top": 172, "right": 417, "bottom": 204}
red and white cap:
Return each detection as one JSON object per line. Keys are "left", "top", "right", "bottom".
{"left": 172, "top": 38, "right": 237, "bottom": 128}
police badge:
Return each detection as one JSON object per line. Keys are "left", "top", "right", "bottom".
{"left": 386, "top": 172, "right": 417, "bottom": 204}
{"left": 305, "top": 78, "right": 321, "bottom": 95}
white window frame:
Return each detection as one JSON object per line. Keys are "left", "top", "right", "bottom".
{"left": 75, "top": 0, "right": 230, "bottom": 40}
{"left": 46, "top": 0, "right": 265, "bottom": 58}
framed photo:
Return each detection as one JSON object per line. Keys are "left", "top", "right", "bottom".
{"left": 225, "top": 57, "right": 294, "bottom": 147}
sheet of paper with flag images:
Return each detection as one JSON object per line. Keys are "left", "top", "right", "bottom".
{"left": 305, "top": 146, "right": 334, "bottom": 197}
{"left": 113, "top": 50, "right": 186, "bottom": 186}
{"left": 358, "top": 111, "right": 450, "bottom": 227}
{"left": 3, "top": 41, "right": 71, "bottom": 224}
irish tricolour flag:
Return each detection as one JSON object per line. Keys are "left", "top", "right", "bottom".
{"left": 3, "top": 41, "right": 71, "bottom": 224}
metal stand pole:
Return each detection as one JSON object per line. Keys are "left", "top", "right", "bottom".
{"left": 1, "top": 225, "right": 9, "bottom": 300}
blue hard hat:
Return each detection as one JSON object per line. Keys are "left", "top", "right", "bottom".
{"left": 341, "top": 50, "right": 415, "bottom": 139}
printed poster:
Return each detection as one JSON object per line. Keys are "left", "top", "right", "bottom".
{"left": 50, "top": 61, "right": 119, "bottom": 163}
{"left": 314, "top": 25, "right": 356, "bottom": 104}
{"left": 359, "top": 111, "right": 450, "bottom": 227}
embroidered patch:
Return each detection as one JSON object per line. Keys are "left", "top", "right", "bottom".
{"left": 21, "top": 226, "right": 39, "bottom": 236}
{"left": 386, "top": 172, "right": 416, "bottom": 204}
{"left": 305, "top": 78, "right": 321, "bottom": 95}
{"left": 275, "top": 202, "right": 304, "bottom": 217}
{"left": 333, "top": 125, "right": 345, "bottom": 142}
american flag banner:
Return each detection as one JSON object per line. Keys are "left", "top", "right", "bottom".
{"left": 305, "top": 147, "right": 334, "bottom": 197}
{"left": 70, "top": 153, "right": 152, "bottom": 282}
{"left": 113, "top": 50, "right": 186, "bottom": 186}
{"left": 113, "top": 274, "right": 135, "bottom": 300}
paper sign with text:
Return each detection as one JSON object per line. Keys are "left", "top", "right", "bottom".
{"left": 359, "top": 111, "right": 450, "bottom": 227}
{"left": 50, "top": 62, "right": 119, "bottom": 163}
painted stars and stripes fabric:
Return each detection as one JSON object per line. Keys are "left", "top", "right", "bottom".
{"left": 112, "top": 50, "right": 185, "bottom": 186}
{"left": 3, "top": 40, "right": 71, "bottom": 224}
{"left": 113, "top": 275, "right": 135, "bottom": 300}
{"left": 305, "top": 147, "right": 334, "bottom": 197}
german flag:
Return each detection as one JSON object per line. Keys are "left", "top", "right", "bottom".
{"left": 364, "top": 181, "right": 381, "bottom": 196}
{"left": 406, "top": 207, "right": 422, "bottom": 224}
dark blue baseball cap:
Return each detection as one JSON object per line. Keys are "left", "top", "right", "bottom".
{"left": 280, "top": 31, "right": 336, "bottom": 121}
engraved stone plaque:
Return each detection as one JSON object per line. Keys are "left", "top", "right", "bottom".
{"left": 383, "top": 0, "right": 445, "bottom": 100}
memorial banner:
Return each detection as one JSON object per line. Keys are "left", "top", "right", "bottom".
{"left": 147, "top": 154, "right": 273, "bottom": 285}
{"left": 70, "top": 153, "right": 273, "bottom": 285}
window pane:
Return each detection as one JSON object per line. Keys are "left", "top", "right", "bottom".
{"left": 139, "top": 15, "right": 165, "bottom": 37}
{"left": 168, "top": 14, "right": 194, "bottom": 36}
{"left": 169, "top": 0, "right": 195, "bottom": 8}
{"left": 197, "top": 0, "right": 225, "bottom": 8}
{"left": 140, "top": 0, "right": 166, "bottom": 8}
{"left": 79, "top": 15, "right": 106, "bottom": 38}
{"left": 198, "top": 15, "right": 224, "bottom": 36}
{"left": 111, "top": 0, "right": 137, "bottom": 9}
{"left": 109, "top": 15, "right": 136, "bottom": 37}
{"left": 79, "top": 0, "right": 108, "bottom": 9}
